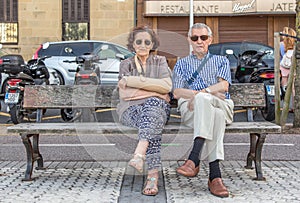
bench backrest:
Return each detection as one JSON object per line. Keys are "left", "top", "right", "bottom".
{"left": 23, "top": 83, "right": 265, "bottom": 109}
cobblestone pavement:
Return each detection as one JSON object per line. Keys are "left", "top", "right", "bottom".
{"left": 0, "top": 161, "right": 300, "bottom": 203}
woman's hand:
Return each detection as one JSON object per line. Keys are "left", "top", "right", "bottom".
{"left": 118, "top": 77, "right": 127, "bottom": 89}
{"left": 155, "top": 93, "right": 170, "bottom": 103}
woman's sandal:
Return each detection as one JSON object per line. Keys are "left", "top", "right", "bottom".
{"left": 128, "top": 153, "right": 145, "bottom": 173}
{"left": 142, "top": 177, "right": 158, "bottom": 196}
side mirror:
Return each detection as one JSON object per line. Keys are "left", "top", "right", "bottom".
{"left": 265, "top": 50, "right": 272, "bottom": 54}
{"left": 42, "top": 42, "right": 50, "bottom": 49}
{"left": 225, "top": 49, "right": 234, "bottom": 55}
{"left": 65, "top": 47, "right": 73, "bottom": 53}
{"left": 116, "top": 53, "right": 125, "bottom": 60}
{"left": 101, "top": 44, "right": 109, "bottom": 50}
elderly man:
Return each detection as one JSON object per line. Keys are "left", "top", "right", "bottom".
{"left": 172, "top": 23, "right": 234, "bottom": 198}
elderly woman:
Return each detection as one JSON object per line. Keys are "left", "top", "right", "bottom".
{"left": 116, "top": 25, "right": 172, "bottom": 196}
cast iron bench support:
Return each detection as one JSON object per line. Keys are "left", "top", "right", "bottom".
{"left": 246, "top": 133, "right": 267, "bottom": 181}
{"left": 21, "top": 133, "right": 44, "bottom": 181}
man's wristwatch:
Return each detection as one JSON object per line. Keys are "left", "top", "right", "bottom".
{"left": 205, "top": 88, "right": 211, "bottom": 93}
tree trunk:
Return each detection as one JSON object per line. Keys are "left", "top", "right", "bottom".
{"left": 294, "top": 1, "right": 300, "bottom": 127}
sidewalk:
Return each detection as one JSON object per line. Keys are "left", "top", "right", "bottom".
{"left": 1, "top": 160, "right": 299, "bottom": 203}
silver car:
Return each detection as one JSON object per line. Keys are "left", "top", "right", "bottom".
{"left": 33, "top": 40, "right": 134, "bottom": 85}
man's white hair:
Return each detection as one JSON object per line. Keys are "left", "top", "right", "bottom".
{"left": 188, "top": 23, "right": 213, "bottom": 37}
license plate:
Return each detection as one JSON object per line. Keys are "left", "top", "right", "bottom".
{"left": 4, "top": 92, "right": 19, "bottom": 104}
{"left": 266, "top": 85, "right": 275, "bottom": 96}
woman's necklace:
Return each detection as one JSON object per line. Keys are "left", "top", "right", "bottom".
{"left": 135, "top": 55, "right": 147, "bottom": 76}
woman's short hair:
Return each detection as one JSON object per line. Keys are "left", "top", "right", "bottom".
{"left": 127, "top": 25, "right": 160, "bottom": 52}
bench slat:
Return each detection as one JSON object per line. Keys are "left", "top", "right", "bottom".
{"left": 229, "top": 83, "right": 265, "bottom": 107}
{"left": 23, "top": 83, "right": 266, "bottom": 109}
{"left": 24, "top": 85, "right": 118, "bottom": 109}
{"left": 7, "top": 122, "right": 281, "bottom": 135}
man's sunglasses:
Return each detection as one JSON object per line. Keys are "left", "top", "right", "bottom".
{"left": 134, "top": 39, "right": 152, "bottom": 46}
{"left": 190, "top": 35, "right": 209, "bottom": 42}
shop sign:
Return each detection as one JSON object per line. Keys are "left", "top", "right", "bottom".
{"left": 145, "top": 1, "right": 231, "bottom": 15}
{"left": 144, "top": 0, "right": 296, "bottom": 16}
{"left": 232, "top": 0, "right": 256, "bottom": 13}
{"left": 269, "top": 1, "right": 295, "bottom": 12}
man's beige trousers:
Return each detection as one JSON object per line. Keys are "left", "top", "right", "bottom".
{"left": 178, "top": 93, "right": 234, "bottom": 162}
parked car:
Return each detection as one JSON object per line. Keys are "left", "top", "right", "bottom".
{"left": 208, "top": 41, "right": 274, "bottom": 83}
{"left": 33, "top": 40, "right": 134, "bottom": 85}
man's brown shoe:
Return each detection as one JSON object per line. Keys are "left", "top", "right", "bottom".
{"left": 208, "top": 178, "right": 229, "bottom": 198}
{"left": 176, "top": 160, "right": 199, "bottom": 177}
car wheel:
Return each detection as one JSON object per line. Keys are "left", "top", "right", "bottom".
{"left": 56, "top": 72, "right": 65, "bottom": 85}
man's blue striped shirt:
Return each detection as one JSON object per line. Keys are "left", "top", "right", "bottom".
{"left": 172, "top": 53, "right": 232, "bottom": 99}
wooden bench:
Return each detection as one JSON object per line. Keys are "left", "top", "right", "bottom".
{"left": 7, "top": 83, "right": 281, "bottom": 181}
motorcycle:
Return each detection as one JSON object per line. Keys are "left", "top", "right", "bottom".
{"left": 226, "top": 49, "right": 279, "bottom": 121}
{"left": 60, "top": 50, "right": 101, "bottom": 122}
{"left": 0, "top": 54, "right": 50, "bottom": 124}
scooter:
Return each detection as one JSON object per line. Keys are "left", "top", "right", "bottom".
{"left": 227, "top": 49, "right": 278, "bottom": 121}
{"left": 60, "top": 51, "right": 101, "bottom": 122}
{"left": 0, "top": 54, "right": 50, "bottom": 124}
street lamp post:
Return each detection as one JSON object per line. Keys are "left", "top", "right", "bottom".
{"left": 189, "top": 0, "right": 194, "bottom": 53}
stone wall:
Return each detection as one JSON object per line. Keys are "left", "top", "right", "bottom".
{"left": 10, "top": 0, "right": 134, "bottom": 60}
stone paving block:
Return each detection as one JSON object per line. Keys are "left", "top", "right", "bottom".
{"left": 1, "top": 160, "right": 300, "bottom": 202}
{"left": 162, "top": 160, "right": 300, "bottom": 202}
{"left": 0, "top": 162, "right": 125, "bottom": 203}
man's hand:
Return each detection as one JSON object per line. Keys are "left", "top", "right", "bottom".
{"left": 187, "top": 96, "right": 195, "bottom": 111}
{"left": 210, "top": 91, "right": 226, "bottom": 100}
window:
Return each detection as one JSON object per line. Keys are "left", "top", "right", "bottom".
{"left": 0, "top": 0, "right": 18, "bottom": 44}
{"left": 62, "top": 0, "right": 90, "bottom": 41}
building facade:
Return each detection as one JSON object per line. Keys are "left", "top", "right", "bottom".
{"left": 1, "top": 0, "right": 134, "bottom": 60}
{"left": 136, "top": 0, "right": 296, "bottom": 61}
{"left": 0, "top": 0, "right": 296, "bottom": 61}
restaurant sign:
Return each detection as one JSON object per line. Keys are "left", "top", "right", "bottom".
{"left": 233, "top": 0, "right": 256, "bottom": 13}
{"left": 144, "top": 0, "right": 296, "bottom": 16}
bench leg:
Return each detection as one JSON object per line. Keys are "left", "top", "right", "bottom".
{"left": 253, "top": 133, "right": 266, "bottom": 181}
{"left": 245, "top": 134, "right": 256, "bottom": 169}
{"left": 245, "top": 133, "right": 266, "bottom": 181}
{"left": 32, "top": 134, "right": 44, "bottom": 170}
{"left": 20, "top": 133, "right": 44, "bottom": 181}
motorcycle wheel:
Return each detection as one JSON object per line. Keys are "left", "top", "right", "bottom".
{"left": 261, "top": 94, "right": 275, "bottom": 121}
{"left": 10, "top": 104, "right": 24, "bottom": 124}
{"left": 60, "top": 108, "right": 78, "bottom": 122}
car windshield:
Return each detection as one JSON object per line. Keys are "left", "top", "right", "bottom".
{"left": 92, "top": 43, "right": 134, "bottom": 60}
{"left": 233, "top": 42, "right": 274, "bottom": 60}
{"left": 209, "top": 42, "right": 274, "bottom": 64}
{"left": 245, "top": 43, "right": 274, "bottom": 60}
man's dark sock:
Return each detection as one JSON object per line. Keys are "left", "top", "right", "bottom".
{"left": 188, "top": 137, "right": 205, "bottom": 167}
{"left": 209, "top": 160, "right": 221, "bottom": 181}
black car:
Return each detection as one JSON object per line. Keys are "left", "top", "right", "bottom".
{"left": 208, "top": 41, "right": 274, "bottom": 82}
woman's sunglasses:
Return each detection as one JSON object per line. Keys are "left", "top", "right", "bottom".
{"left": 190, "top": 35, "right": 209, "bottom": 42}
{"left": 134, "top": 39, "right": 152, "bottom": 46}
